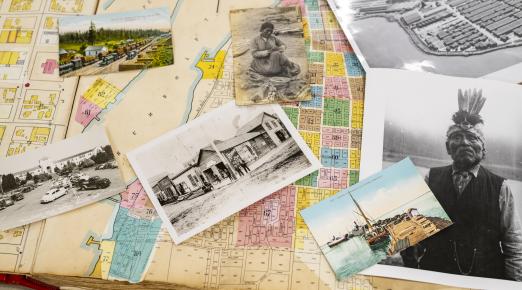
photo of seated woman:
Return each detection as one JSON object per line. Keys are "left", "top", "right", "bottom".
{"left": 230, "top": 6, "right": 310, "bottom": 105}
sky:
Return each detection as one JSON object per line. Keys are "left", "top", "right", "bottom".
{"left": 131, "top": 104, "right": 283, "bottom": 181}
{"left": 59, "top": 7, "right": 171, "bottom": 34}
{"left": 383, "top": 70, "right": 522, "bottom": 146}
{"left": 301, "top": 158, "right": 434, "bottom": 246}
{"left": 0, "top": 128, "right": 109, "bottom": 174}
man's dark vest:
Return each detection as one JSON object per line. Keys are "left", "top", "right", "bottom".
{"left": 419, "top": 165, "right": 505, "bottom": 279}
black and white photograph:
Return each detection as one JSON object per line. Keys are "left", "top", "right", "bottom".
{"left": 360, "top": 68, "right": 522, "bottom": 289}
{"left": 0, "top": 128, "right": 126, "bottom": 231}
{"left": 127, "top": 103, "right": 320, "bottom": 244}
{"left": 327, "top": 0, "right": 522, "bottom": 78}
{"left": 230, "top": 6, "right": 310, "bottom": 105}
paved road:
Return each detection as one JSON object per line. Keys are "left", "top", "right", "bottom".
{"left": 0, "top": 167, "right": 126, "bottom": 230}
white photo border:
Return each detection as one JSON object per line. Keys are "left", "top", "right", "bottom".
{"left": 128, "top": 102, "right": 321, "bottom": 244}
{"left": 360, "top": 68, "right": 522, "bottom": 290}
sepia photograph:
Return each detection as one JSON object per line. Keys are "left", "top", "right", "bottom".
{"left": 127, "top": 103, "right": 320, "bottom": 244}
{"left": 360, "top": 69, "right": 522, "bottom": 289}
{"left": 302, "top": 158, "right": 452, "bottom": 281}
{"left": 327, "top": 0, "right": 522, "bottom": 78}
{"left": 0, "top": 128, "right": 126, "bottom": 231}
{"left": 230, "top": 6, "right": 310, "bottom": 105}
{"left": 58, "top": 8, "right": 173, "bottom": 77}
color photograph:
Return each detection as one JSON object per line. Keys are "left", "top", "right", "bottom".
{"left": 301, "top": 158, "right": 452, "bottom": 281}
{"left": 230, "top": 6, "right": 310, "bottom": 105}
{"left": 127, "top": 103, "right": 320, "bottom": 244}
{"left": 0, "top": 128, "right": 126, "bottom": 230}
{"left": 58, "top": 8, "right": 173, "bottom": 77}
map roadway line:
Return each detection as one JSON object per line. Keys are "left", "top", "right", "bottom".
{"left": 194, "top": 41, "right": 232, "bottom": 118}
{"left": 181, "top": 34, "right": 231, "bottom": 124}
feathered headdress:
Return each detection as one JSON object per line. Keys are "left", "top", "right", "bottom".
{"left": 446, "top": 89, "right": 486, "bottom": 143}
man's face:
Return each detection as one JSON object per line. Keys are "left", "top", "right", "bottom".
{"left": 446, "top": 131, "right": 485, "bottom": 170}
{"left": 261, "top": 28, "right": 273, "bottom": 38}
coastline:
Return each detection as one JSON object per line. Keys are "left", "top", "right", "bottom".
{"left": 353, "top": 14, "right": 522, "bottom": 57}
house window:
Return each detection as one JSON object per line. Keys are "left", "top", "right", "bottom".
{"left": 271, "top": 120, "right": 278, "bottom": 128}
{"left": 265, "top": 122, "right": 272, "bottom": 130}
{"left": 188, "top": 174, "right": 197, "bottom": 186}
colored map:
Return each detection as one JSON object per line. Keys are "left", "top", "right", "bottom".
{"left": 99, "top": 0, "right": 371, "bottom": 289}
{"left": 85, "top": 180, "right": 162, "bottom": 283}
{"left": 0, "top": 1, "right": 470, "bottom": 289}
{"left": 74, "top": 78, "right": 122, "bottom": 128}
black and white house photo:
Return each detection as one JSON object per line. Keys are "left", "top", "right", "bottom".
{"left": 0, "top": 128, "right": 126, "bottom": 230}
{"left": 127, "top": 103, "right": 320, "bottom": 244}
{"left": 360, "top": 69, "right": 522, "bottom": 289}
{"left": 230, "top": 6, "right": 310, "bottom": 105}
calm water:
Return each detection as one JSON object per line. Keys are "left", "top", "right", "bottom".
{"left": 321, "top": 236, "right": 388, "bottom": 280}
{"left": 351, "top": 17, "right": 522, "bottom": 77}
{"left": 321, "top": 192, "right": 452, "bottom": 280}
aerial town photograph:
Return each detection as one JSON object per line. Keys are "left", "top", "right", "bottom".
{"left": 331, "top": 0, "right": 522, "bottom": 76}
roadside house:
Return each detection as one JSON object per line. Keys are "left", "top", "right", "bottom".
{"left": 84, "top": 46, "right": 108, "bottom": 57}
{"left": 152, "top": 112, "right": 291, "bottom": 204}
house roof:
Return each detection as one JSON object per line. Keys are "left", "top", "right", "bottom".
{"left": 59, "top": 48, "right": 68, "bottom": 55}
{"left": 195, "top": 132, "right": 262, "bottom": 166}
{"left": 236, "top": 112, "right": 278, "bottom": 135}
{"left": 170, "top": 165, "right": 199, "bottom": 180}
{"left": 201, "top": 132, "right": 262, "bottom": 152}
{"left": 85, "top": 46, "right": 107, "bottom": 51}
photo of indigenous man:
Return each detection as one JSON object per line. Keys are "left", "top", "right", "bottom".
{"left": 400, "top": 89, "right": 522, "bottom": 281}
{"left": 230, "top": 6, "right": 310, "bottom": 105}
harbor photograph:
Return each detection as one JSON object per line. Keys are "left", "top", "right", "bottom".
{"left": 328, "top": 0, "right": 522, "bottom": 77}
{"left": 301, "top": 158, "right": 452, "bottom": 280}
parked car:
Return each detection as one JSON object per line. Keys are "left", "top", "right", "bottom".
{"left": 41, "top": 187, "right": 68, "bottom": 204}
{"left": 11, "top": 191, "right": 24, "bottom": 201}
{"left": 53, "top": 178, "right": 71, "bottom": 189}
{"left": 95, "top": 161, "right": 118, "bottom": 170}
{"left": 79, "top": 176, "right": 111, "bottom": 190}
{"left": 20, "top": 185, "right": 35, "bottom": 193}
{"left": 0, "top": 197, "right": 15, "bottom": 208}
{"left": 71, "top": 173, "right": 89, "bottom": 186}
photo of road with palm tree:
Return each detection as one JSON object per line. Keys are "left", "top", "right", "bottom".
{"left": 59, "top": 8, "right": 173, "bottom": 77}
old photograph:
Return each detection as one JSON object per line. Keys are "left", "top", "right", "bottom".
{"left": 59, "top": 8, "right": 173, "bottom": 77}
{"left": 302, "top": 158, "right": 452, "bottom": 281}
{"left": 230, "top": 6, "right": 310, "bottom": 105}
{"left": 360, "top": 68, "right": 522, "bottom": 289}
{"left": 127, "top": 103, "right": 320, "bottom": 244}
{"left": 327, "top": 0, "right": 522, "bottom": 78}
{"left": 0, "top": 128, "right": 126, "bottom": 230}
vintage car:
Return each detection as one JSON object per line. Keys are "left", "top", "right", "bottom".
{"left": 95, "top": 161, "right": 118, "bottom": 170}
{"left": 79, "top": 176, "right": 111, "bottom": 190}
{"left": 53, "top": 178, "right": 72, "bottom": 189}
{"left": 70, "top": 173, "right": 89, "bottom": 186}
{"left": 0, "top": 197, "right": 14, "bottom": 209}
{"left": 41, "top": 187, "right": 68, "bottom": 204}
{"left": 11, "top": 191, "right": 24, "bottom": 201}
{"left": 20, "top": 185, "right": 35, "bottom": 193}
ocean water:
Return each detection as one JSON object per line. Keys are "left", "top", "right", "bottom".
{"left": 321, "top": 236, "right": 388, "bottom": 280}
{"left": 351, "top": 17, "right": 522, "bottom": 77}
